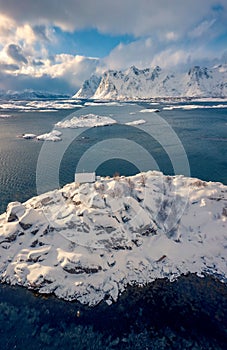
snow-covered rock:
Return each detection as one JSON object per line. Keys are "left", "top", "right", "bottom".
{"left": 36, "top": 130, "right": 62, "bottom": 142}
{"left": 0, "top": 171, "right": 226, "bottom": 305}
{"left": 56, "top": 113, "right": 117, "bottom": 128}
{"left": 74, "top": 64, "right": 227, "bottom": 100}
{"left": 22, "top": 134, "right": 37, "bottom": 139}
{"left": 125, "top": 119, "right": 146, "bottom": 126}
{"left": 20, "top": 130, "right": 62, "bottom": 142}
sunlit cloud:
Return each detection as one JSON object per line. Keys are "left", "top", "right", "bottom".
{"left": 0, "top": 0, "right": 226, "bottom": 93}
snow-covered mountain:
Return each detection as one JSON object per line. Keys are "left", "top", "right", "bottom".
{"left": 0, "top": 90, "right": 70, "bottom": 100}
{"left": 73, "top": 75, "right": 101, "bottom": 99}
{"left": 0, "top": 171, "right": 226, "bottom": 305}
{"left": 73, "top": 64, "right": 227, "bottom": 100}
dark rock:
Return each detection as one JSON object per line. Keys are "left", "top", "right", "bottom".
{"left": 63, "top": 265, "right": 102, "bottom": 274}
{"left": 7, "top": 213, "right": 18, "bottom": 222}
{"left": 19, "top": 222, "right": 32, "bottom": 230}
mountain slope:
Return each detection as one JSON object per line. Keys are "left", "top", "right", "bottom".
{"left": 73, "top": 75, "right": 101, "bottom": 99}
{"left": 74, "top": 64, "right": 227, "bottom": 100}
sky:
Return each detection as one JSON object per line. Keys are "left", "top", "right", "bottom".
{"left": 0, "top": 0, "right": 227, "bottom": 94}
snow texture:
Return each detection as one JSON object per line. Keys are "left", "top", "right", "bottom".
{"left": 56, "top": 113, "right": 117, "bottom": 129}
{"left": 21, "top": 130, "right": 62, "bottom": 142}
{"left": 0, "top": 171, "right": 226, "bottom": 306}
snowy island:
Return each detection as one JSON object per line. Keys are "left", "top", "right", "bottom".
{"left": 0, "top": 171, "right": 226, "bottom": 306}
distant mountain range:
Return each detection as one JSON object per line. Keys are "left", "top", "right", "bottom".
{"left": 0, "top": 90, "right": 70, "bottom": 100}
{"left": 73, "top": 64, "right": 227, "bottom": 100}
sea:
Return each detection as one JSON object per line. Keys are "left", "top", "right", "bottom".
{"left": 0, "top": 99, "right": 226, "bottom": 349}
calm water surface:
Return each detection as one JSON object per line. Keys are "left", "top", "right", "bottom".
{"left": 0, "top": 102, "right": 226, "bottom": 213}
{"left": 0, "top": 101, "right": 226, "bottom": 349}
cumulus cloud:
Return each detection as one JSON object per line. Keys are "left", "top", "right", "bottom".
{"left": 0, "top": 51, "right": 99, "bottom": 93}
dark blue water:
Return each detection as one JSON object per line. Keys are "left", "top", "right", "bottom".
{"left": 0, "top": 274, "right": 226, "bottom": 349}
{"left": 0, "top": 101, "right": 227, "bottom": 349}
{"left": 0, "top": 102, "right": 226, "bottom": 214}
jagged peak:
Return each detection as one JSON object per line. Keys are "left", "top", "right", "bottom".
{"left": 188, "top": 66, "right": 211, "bottom": 79}
{"left": 73, "top": 63, "right": 227, "bottom": 99}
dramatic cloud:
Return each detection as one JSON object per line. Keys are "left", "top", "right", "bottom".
{"left": 0, "top": 0, "right": 226, "bottom": 94}
{"left": 0, "top": 0, "right": 226, "bottom": 36}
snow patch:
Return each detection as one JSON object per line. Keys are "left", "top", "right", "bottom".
{"left": 36, "top": 130, "right": 62, "bottom": 142}
{"left": 125, "top": 119, "right": 146, "bottom": 126}
{"left": 84, "top": 102, "right": 124, "bottom": 106}
{"left": 163, "top": 104, "right": 227, "bottom": 110}
{"left": 0, "top": 114, "right": 13, "bottom": 118}
{"left": 140, "top": 109, "right": 160, "bottom": 113}
{"left": 56, "top": 113, "right": 117, "bottom": 129}
{"left": 22, "top": 134, "right": 37, "bottom": 139}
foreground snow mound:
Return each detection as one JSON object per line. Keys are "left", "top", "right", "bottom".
{"left": 0, "top": 171, "right": 226, "bottom": 305}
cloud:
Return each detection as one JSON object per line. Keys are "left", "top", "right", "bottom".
{"left": 0, "top": 13, "right": 15, "bottom": 39}
{"left": 0, "top": 63, "right": 19, "bottom": 71}
{"left": 0, "top": 69, "right": 73, "bottom": 93}
{"left": 165, "top": 32, "right": 179, "bottom": 41}
{"left": 101, "top": 33, "right": 226, "bottom": 74}
{"left": 189, "top": 19, "right": 216, "bottom": 38}
{"left": 16, "top": 24, "right": 36, "bottom": 45}
{"left": 102, "top": 39, "right": 155, "bottom": 70}
{"left": 0, "top": 0, "right": 226, "bottom": 36}
{"left": 0, "top": 1, "right": 226, "bottom": 94}
{"left": 33, "top": 25, "right": 52, "bottom": 42}
{"left": 0, "top": 50, "right": 99, "bottom": 93}
{"left": 7, "top": 44, "right": 28, "bottom": 64}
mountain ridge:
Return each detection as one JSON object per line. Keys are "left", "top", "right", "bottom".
{"left": 0, "top": 89, "right": 70, "bottom": 100}
{"left": 73, "top": 64, "right": 227, "bottom": 100}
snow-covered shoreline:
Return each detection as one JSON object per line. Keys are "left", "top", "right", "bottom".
{"left": 0, "top": 171, "right": 226, "bottom": 306}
